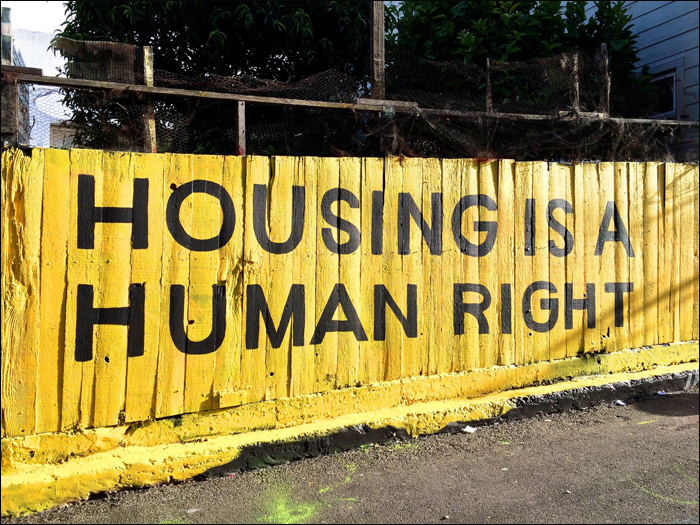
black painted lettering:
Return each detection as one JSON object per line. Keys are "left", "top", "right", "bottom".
{"left": 604, "top": 282, "right": 633, "bottom": 327}
{"left": 170, "top": 284, "right": 226, "bottom": 354}
{"left": 453, "top": 283, "right": 491, "bottom": 335}
{"left": 310, "top": 284, "right": 368, "bottom": 344}
{"left": 595, "top": 201, "right": 634, "bottom": 257}
{"left": 252, "top": 184, "right": 305, "bottom": 254}
{"left": 522, "top": 281, "right": 559, "bottom": 333}
{"left": 452, "top": 194, "right": 498, "bottom": 257}
{"left": 565, "top": 283, "right": 596, "bottom": 329}
{"left": 548, "top": 199, "right": 574, "bottom": 257}
{"left": 524, "top": 198, "right": 535, "bottom": 256}
{"left": 75, "top": 283, "right": 145, "bottom": 362}
{"left": 372, "top": 190, "right": 384, "bottom": 255}
{"left": 78, "top": 174, "right": 148, "bottom": 249}
{"left": 166, "top": 180, "right": 235, "bottom": 252}
{"left": 245, "top": 284, "right": 305, "bottom": 349}
{"left": 398, "top": 192, "right": 442, "bottom": 255}
{"left": 373, "top": 284, "right": 417, "bottom": 340}
{"left": 321, "top": 188, "right": 361, "bottom": 254}
{"left": 501, "top": 283, "right": 512, "bottom": 335}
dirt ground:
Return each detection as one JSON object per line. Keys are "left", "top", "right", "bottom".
{"left": 3, "top": 390, "right": 698, "bottom": 524}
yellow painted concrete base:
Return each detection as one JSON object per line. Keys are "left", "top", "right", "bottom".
{"left": 2, "top": 342, "right": 698, "bottom": 516}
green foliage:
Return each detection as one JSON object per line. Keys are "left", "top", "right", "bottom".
{"left": 386, "top": 1, "right": 657, "bottom": 117}
{"left": 54, "top": 1, "right": 372, "bottom": 153}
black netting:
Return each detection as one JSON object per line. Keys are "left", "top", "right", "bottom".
{"left": 7, "top": 37, "right": 696, "bottom": 162}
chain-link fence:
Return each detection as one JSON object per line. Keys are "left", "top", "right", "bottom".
{"left": 3, "top": 37, "right": 697, "bottom": 162}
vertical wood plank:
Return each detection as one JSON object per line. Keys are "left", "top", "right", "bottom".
{"left": 514, "top": 161, "right": 533, "bottom": 364}
{"left": 423, "top": 157, "right": 442, "bottom": 375}
{"left": 337, "top": 157, "right": 362, "bottom": 388}
{"left": 462, "top": 159, "right": 480, "bottom": 370}
{"left": 125, "top": 152, "right": 165, "bottom": 422}
{"left": 642, "top": 162, "right": 660, "bottom": 346}
{"left": 628, "top": 162, "right": 645, "bottom": 349}
{"left": 478, "top": 160, "right": 499, "bottom": 368}
{"left": 565, "top": 163, "right": 585, "bottom": 357}
{"left": 314, "top": 157, "right": 340, "bottom": 390}
{"left": 400, "top": 158, "right": 423, "bottom": 379}
{"left": 531, "top": 162, "right": 550, "bottom": 362}
{"left": 213, "top": 155, "right": 245, "bottom": 407}
{"left": 692, "top": 164, "right": 699, "bottom": 341}
{"left": 497, "top": 160, "right": 515, "bottom": 365}
{"left": 240, "top": 155, "right": 270, "bottom": 404}
{"left": 36, "top": 149, "right": 70, "bottom": 433}
{"left": 91, "top": 151, "right": 134, "bottom": 427}
{"left": 678, "top": 163, "right": 695, "bottom": 342}
{"left": 359, "top": 158, "right": 385, "bottom": 382}
{"left": 657, "top": 164, "right": 672, "bottom": 344}
{"left": 548, "top": 162, "right": 567, "bottom": 361}
{"left": 441, "top": 159, "right": 461, "bottom": 373}
{"left": 582, "top": 163, "right": 600, "bottom": 353}
{"left": 289, "top": 157, "right": 316, "bottom": 397}
{"left": 1, "top": 149, "right": 42, "bottom": 436}
{"left": 264, "top": 156, "right": 297, "bottom": 400}
{"left": 597, "top": 162, "right": 617, "bottom": 353}
{"left": 183, "top": 154, "right": 225, "bottom": 412}
{"left": 613, "top": 162, "right": 630, "bottom": 352}
{"left": 382, "top": 157, "right": 403, "bottom": 381}
{"left": 155, "top": 153, "right": 191, "bottom": 418}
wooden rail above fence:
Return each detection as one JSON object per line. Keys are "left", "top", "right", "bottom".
{"left": 3, "top": 65, "right": 698, "bottom": 127}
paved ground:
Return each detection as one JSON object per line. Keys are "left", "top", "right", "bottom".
{"left": 3, "top": 390, "right": 698, "bottom": 524}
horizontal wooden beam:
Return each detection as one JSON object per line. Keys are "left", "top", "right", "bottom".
{"left": 3, "top": 67, "right": 697, "bottom": 128}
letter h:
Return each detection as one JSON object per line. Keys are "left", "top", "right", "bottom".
{"left": 78, "top": 174, "right": 149, "bottom": 249}
{"left": 75, "top": 284, "right": 145, "bottom": 361}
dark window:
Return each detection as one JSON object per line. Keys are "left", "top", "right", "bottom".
{"left": 650, "top": 73, "right": 676, "bottom": 116}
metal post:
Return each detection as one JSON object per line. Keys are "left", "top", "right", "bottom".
{"left": 573, "top": 52, "right": 580, "bottom": 113}
{"left": 370, "top": 1, "right": 385, "bottom": 99}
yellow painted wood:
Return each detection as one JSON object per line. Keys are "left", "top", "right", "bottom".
{"left": 359, "top": 158, "right": 385, "bottom": 382}
{"left": 532, "top": 162, "right": 550, "bottom": 362}
{"left": 5, "top": 151, "right": 700, "bottom": 439}
{"left": 613, "top": 162, "right": 630, "bottom": 353}
{"left": 1, "top": 150, "right": 42, "bottom": 436}
{"left": 478, "top": 160, "right": 499, "bottom": 368}
{"left": 337, "top": 156, "right": 362, "bottom": 388}
{"left": 289, "top": 157, "right": 317, "bottom": 397}
{"left": 548, "top": 163, "right": 567, "bottom": 361}
{"left": 628, "top": 163, "right": 645, "bottom": 349}
{"left": 125, "top": 153, "right": 165, "bottom": 422}
{"left": 461, "top": 159, "right": 480, "bottom": 370}
{"left": 496, "top": 160, "right": 515, "bottom": 365}
{"left": 213, "top": 155, "right": 245, "bottom": 406}
{"left": 597, "top": 162, "right": 617, "bottom": 353}
{"left": 400, "top": 158, "right": 423, "bottom": 379}
{"left": 582, "top": 163, "right": 600, "bottom": 353}
{"left": 61, "top": 150, "right": 102, "bottom": 429}
{"left": 264, "top": 156, "right": 297, "bottom": 400}
{"left": 514, "top": 162, "right": 533, "bottom": 364}
{"left": 183, "top": 154, "right": 225, "bottom": 412}
{"left": 36, "top": 149, "right": 70, "bottom": 433}
{"left": 314, "top": 157, "right": 340, "bottom": 389}
{"left": 240, "top": 156, "right": 271, "bottom": 404}
{"left": 440, "top": 159, "right": 461, "bottom": 373}
{"left": 423, "top": 158, "right": 442, "bottom": 375}
{"left": 643, "top": 163, "right": 661, "bottom": 345}
{"left": 677, "top": 164, "right": 694, "bottom": 342}
{"left": 382, "top": 157, "right": 403, "bottom": 381}
{"left": 692, "top": 164, "right": 699, "bottom": 341}
{"left": 565, "top": 163, "right": 585, "bottom": 358}
{"left": 155, "top": 153, "right": 191, "bottom": 417}
{"left": 92, "top": 151, "right": 134, "bottom": 427}
{"left": 670, "top": 163, "right": 682, "bottom": 342}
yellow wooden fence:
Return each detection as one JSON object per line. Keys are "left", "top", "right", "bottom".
{"left": 1, "top": 149, "right": 698, "bottom": 437}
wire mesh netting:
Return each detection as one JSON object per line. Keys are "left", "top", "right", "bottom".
{"left": 5, "top": 37, "right": 697, "bottom": 162}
